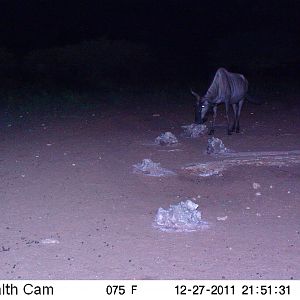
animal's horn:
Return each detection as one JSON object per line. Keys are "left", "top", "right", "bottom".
{"left": 190, "top": 89, "right": 201, "bottom": 101}
{"left": 191, "top": 89, "right": 200, "bottom": 99}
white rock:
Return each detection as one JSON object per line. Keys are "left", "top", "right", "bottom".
{"left": 40, "top": 238, "right": 60, "bottom": 244}
{"left": 155, "top": 132, "right": 178, "bottom": 146}
{"left": 133, "top": 159, "right": 175, "bottom": 177}
{"left": 252, "top": 182, "right": 261, "bottom": 189}
{"left": 153, "top": 199, "right": 208, "bottom": 232}
{"left": 182, "top": 123, "right": 208, "bottom": 138}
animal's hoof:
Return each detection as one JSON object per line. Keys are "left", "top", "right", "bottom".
{"left": 236, "top": 129, "right": 240, "bottom": 133}
{"left": 227, "top": 131, "right": 232, "bottom": 135}
{"left": 208, "top": 130, "right": 214, "bottom": 135}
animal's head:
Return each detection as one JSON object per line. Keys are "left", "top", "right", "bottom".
{"left": 190, "top": 89, "right": 209, "bottom": 124}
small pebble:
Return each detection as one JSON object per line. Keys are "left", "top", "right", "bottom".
{"left": 252, "top": 182, "right": 261, "bottom": 189}
{"left": 40, "top": 238, "right": 60, "bottom": 244}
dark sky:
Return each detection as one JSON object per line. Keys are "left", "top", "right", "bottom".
{"left": 0, "top": 0, "right": 299, "bottom": 70}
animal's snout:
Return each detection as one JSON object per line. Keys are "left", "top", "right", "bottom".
{"left": 194, "top": 105, "right": 202, "bottom": 124}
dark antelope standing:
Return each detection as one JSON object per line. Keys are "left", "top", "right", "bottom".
{"left": 191, "top": 68, "right": 249, "bottom": 135}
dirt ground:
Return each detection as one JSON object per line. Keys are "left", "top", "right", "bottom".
{"left": 1, "top": 90, "right": 300, "bottom": 280}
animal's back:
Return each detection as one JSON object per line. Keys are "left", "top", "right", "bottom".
{"left": 203, "top": 68, "right": 248, "bottom": 104}
{"left": 217, "top": 68, "right": 248, "bottom": 103}
{"left": 228, "top": 71, "right": 248, "bottom": 102}
{"left": 204, "top": 68, "right": 231, "bottom": 103}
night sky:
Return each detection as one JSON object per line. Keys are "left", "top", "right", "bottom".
{"left": 0, "top": 0, "right": 299, "bottom": 76}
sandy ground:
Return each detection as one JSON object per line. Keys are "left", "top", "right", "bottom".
{"left": 1, "top": 91, "right": 300, "bottom": 280}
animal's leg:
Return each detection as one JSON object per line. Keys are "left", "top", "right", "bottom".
{"left": 225, "top": 102, "right": 231, "bottom": 135}
{"left": 236, "top": 99, "right": 244, "bottom": 133}
{"left": 208, "top": 105, "right": 217, "bottom": 135}
{"left": 231, "top": 104, "right": 237, "bottom": 132}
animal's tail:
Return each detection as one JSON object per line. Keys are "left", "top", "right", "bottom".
{"left": 246, "top": 94, "right": 263, "bottom": 104}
